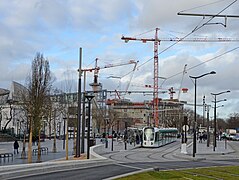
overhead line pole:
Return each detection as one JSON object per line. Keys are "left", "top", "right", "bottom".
{"left": 76, "top": 48, "right": 82, "bottom": 158}
{"left": 177, "top": 12, "right": 239, "bottom": 18}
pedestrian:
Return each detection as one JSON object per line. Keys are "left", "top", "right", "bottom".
{"left": 13, "top": 140, "right": 19, "bottom": 154}
{"left": 199, "top": 134, "right": 203, "bottom": 143}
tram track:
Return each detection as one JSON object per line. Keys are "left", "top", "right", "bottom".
{"left": 147, "top": 141, "right": 181, "bottom": 160}
{"left": 107, "top": 141, "right": 181, "bottom": 162}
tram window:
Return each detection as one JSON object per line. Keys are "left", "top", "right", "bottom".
{"left": 155, "top": 132, "right": 159, "bottom": 141}
{"left": 144, "top": 128, "right": 154, "bottom": 141}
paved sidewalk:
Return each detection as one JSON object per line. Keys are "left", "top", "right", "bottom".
{"left": 93, "top": 138, "right": 141, "bottom": 156}
{"left": 173, "top": 139, "right": 236, "bottom": 160}
{"left": 0, "top": 139, "right": 76, "bottom": 166}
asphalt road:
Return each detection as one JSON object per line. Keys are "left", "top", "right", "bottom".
{"left": 12, "top": 159, "right": 239, "bottom": 180}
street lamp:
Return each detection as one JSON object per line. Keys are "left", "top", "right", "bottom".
{"left": 63, "top": 117, "right": 66, "bottom": 150}
{"left": 85, "top": 93, "right": 94, "bottom": 159}
{"left": 189, "top": 71, "right": 216, "bottom": 157}
{"left": 211, "top": 90, "right": 230, "bottom": 151}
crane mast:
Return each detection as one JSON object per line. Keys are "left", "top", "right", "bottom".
{"left": 122, "top": 28, "right": 161, "bottom": 127}
{"left": 153, "top": 28, "right": 159, "bottom": 127}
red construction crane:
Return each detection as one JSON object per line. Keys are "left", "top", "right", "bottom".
{"left": 121, "top": 28, "right": 239, "bottom": 127}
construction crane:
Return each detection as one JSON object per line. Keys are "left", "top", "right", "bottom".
{"left": 82, "top": 58, "right": 138, "bottom": 93}
{"left": 178, "top": 64, "right": 187, "bottom": 100}
{"left": 121, "top": 28, "right": 239, "bottom": 127}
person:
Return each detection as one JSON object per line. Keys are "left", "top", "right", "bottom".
{"left": 199, "top": 134, "right": 203, "bottom": 143}
{"left": 13, "top": 140, "right": 19, "bottom": 154}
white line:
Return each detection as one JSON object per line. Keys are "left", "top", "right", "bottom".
{"left": 114, "top": 162, "right": 143, "bottom": 170}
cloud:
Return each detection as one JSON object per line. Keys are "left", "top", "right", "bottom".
{"left": 0, "top": 0, "right": 238, "bottom": 118}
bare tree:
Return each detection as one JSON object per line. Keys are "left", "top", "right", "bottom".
{"left": 227, "top": 113, "right": 239, "bottom": 129}
{"left": 92, "top": 105, "right": 105, "bottom": 135}
{"left": 21, "top": 53, "right": 52, "bottom": 163}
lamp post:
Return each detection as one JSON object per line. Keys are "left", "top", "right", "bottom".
{"left": 85, "top": 93, "right": 94, "bottom": 159}
{"left": 189, "top": 71, "right": 216, "bottom": 157}
{"left": 211, "top": 90, "right": 230, "bottom": 151}
{"left": 63, "top": 117, "right": 66, "bottom": 150}
{"left": 205, "top": 104, "right": 211, "bottom": 147}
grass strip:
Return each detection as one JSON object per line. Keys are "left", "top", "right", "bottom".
{"left": 117, "top": 166, "right": 239, "bottom": 180}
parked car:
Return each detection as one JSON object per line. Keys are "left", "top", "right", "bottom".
{"left": 232, "top": 134, "right": 239, "bottom": 141}
{"left": 228, "top": 133, "right": 237, "bottom": 140}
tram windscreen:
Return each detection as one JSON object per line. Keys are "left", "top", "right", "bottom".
{"left": 144, "top": 128, "right": 154, "bottom": 141}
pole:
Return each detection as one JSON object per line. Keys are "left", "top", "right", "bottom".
{"left": 193, "top": 79, "right": 197, "bottom": 157}
{"left": 124, "top": 122, "right": 127, "bottom": 150}
{"left": 207, "top": 105, "right": 210, "bottom": 147}
{"left": 63, "top": 118, "right": 66, "bottom": 150}
{"left": 203, "top": 96, "right": 205, "bottom": 127}
{"left": 213, "top": 95, "right": 216, "bottom": 151}
{"left": 76, "top": 47, "right": 82, "bottom": 157}
{"left": 111, "top": 125, "right": 114, "bottom": 151}
{"left": 66, "top": 117, "right": 69, "bottom": 160}
{"left": 27, "top": 115, "right": 32, "bottom": 163}
{"left": 81, "top": 71, "right": 86, "bottom": 154}
{"left": 225, "top": 137, "right": 227, "bottom": 149}
{"left": 21, "top": 129, "right": 26, "bottom": 159}
{"left": 87, "top": 100, "right": 91, "bottom": 159}
{"left": 52, "top": 111, "right": 57, "bottom": 153}
{"left": 105, "top": 119, "right": 108, "bottom": 148}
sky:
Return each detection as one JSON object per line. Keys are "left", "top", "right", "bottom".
{"left": 0, "top": 0, "right": 239, "bottom": 119}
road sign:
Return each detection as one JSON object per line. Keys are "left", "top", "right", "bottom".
{"left": 182, "top": 125, "right": 189, "bottom": 132}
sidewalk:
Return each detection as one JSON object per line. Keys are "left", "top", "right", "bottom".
{"left": 92, "top": 139, "right": 141, "bottom": 156}
{"left": 0, "top": 139, "right": 75, "bottom": 166}
{"left": 173, "top": 139, "right": 235, "bottom": 161}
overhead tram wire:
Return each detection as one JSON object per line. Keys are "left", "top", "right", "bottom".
{"left": 122, "top": 0, "right": 238, "bottom": 78}
{"left": 178, "top": 0, "right": 228, "bottom": 14}
{"left": 165, "top": 46, "right": 239, "bottom": 81}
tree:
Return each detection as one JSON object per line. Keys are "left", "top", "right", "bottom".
{"left": 227, "top": 113, "right": 239, "bottom": 129}
{"left": 92, "top": 105, "right": 105, "bottom": 135}
{"left": 21, "top": 53, "right": 52, "bottom": 163}
{"left": 217, "top": 118, "right": 227, "bottom": 131}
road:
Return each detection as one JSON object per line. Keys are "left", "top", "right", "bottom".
{"left": 8, "top": 140, "right": 239, "bottom": 180}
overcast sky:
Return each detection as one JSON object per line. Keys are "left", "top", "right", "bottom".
{"left": 0, "top": 0, "right": 239, "bottom": 118}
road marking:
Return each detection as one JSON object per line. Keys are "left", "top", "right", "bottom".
{"left": 114, "top": 162, "right": 143, "bottom": 170}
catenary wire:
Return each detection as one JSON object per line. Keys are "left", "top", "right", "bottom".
{"left": 123, "top": 0, "right": 237, "bottom": 79}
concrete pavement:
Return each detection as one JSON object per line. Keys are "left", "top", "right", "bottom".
{"left": 173, "top": 139, "right": 235, "bottom": 161}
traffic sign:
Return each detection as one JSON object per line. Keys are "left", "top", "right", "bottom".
{"left": 182, "top": 125, "right": 189, "bottom": 132}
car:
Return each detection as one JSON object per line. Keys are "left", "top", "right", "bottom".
{"left": 232, "top": 134, "right": 239, "bottom": 141}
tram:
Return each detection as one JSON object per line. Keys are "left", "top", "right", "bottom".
{"left": 142, "top": 126, "right": 178, "bottom": 147}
